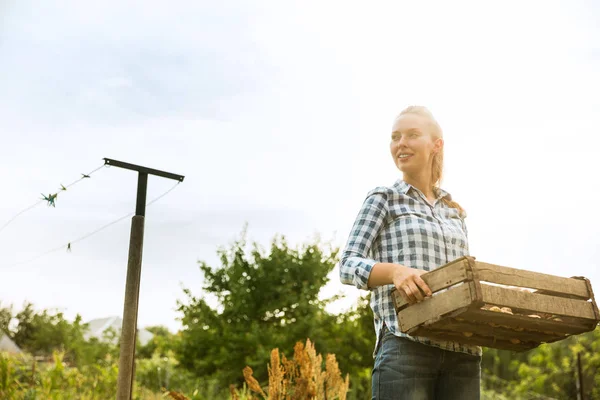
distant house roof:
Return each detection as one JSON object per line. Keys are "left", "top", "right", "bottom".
{"left": 0, "top": 334, "right": 21, "bottom": 354}
{"left": 84, "top": 316, "right": 153, "bottom": 346}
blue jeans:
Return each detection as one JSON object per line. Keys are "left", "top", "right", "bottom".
{"left": 372, "top": 327, "right": 481, "bottom": 399}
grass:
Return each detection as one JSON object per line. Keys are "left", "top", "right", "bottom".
{"left": 1, "top": 338, "right": 350, "bottom": 400}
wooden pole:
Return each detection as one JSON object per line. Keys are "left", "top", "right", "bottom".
{"left": 105, "top": 158, "right": 184, "bottom": 400}
{"left": 116, "top": 215, "right": 145, "bottom": 400}
{"left": 576, "top": 352, "right": 584, "bottom": 400}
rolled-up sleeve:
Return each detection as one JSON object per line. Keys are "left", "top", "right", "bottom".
{"left": 339, "top": 191, "right": 388, "bottom": 290}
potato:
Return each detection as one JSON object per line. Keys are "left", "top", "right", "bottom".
{"left": 500, "top": 307, "right": 513, "bottom": 314}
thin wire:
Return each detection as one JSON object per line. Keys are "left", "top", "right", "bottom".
{"left": 68, "top": 182, "right": 181, "bottom": 246}
{"left": 3, "top": 181, "right": 181, "bottom": 268}
{"left": 0, "top": 163, "right": 107, "bottom": 234}
{"left": 63, "top": 164, "right": 107, "bottom": 189}
{"left": 0, "top": 201, "right": 45, "bottom": 233}
{"left": 146, "top": 180, "right": 180, "bottom": 206}
{"left": 70, "top": 213, "right": 134, "bottom": 246}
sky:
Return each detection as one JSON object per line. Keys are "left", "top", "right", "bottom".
{"left": 0, "top": 0, "right": 599, "bottom": 333}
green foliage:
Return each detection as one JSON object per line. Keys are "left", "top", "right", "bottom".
{"left": 0, "top": 348, "right": 241, "bottom": 400}
{"left": 137, "top": 325, "right": 177, "bottom": 359}
{"left": 482, "top": 326, "right": 600, "bottom": 399}
{"left": 0, "top": 301, "right": 121, "bottom": 370}
{"left": 175, "top": 231, "right": 341, "bottom": 388}
{"left": 136, "top": 350, "right": 197, "bottom": 393}
{"left": 10, "top": 302, "right": 93, "bottom": 366}
{"left": 0, "top": 302, "right": 12, "bottom": 335}
{"left": 513, "top": 328, "right": 599, "bottom": 399}
{"left": 0, "top": 350, "right": 119, "bottom": 400}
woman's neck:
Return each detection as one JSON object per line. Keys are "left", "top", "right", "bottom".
{"left": 403, "top": 172, "right": 435, "bottom": 199}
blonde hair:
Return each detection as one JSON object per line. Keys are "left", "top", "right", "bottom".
{"left": 396, "top": 105, "right": 465, "bottom": 215}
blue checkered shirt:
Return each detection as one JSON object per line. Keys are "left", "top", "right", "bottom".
{"left": 339, "top": 179, "right": 482, "bottom": 358}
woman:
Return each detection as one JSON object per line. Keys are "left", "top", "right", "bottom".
{"left": 339, "top": 106, "right": 481, "bottom": 399}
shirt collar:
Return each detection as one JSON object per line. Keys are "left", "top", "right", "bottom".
{"left": 393, "top": 179, "right": 411, "bottom": 194}
{"left": 393, "top": 179, "right": 452, "bottom": 201}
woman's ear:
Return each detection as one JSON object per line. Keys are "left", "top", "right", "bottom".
{"left": 433, "top": 137, "right": 444, "bottom": 153}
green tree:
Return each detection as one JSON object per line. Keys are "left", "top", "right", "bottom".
{"left": 12, "top": 303, "right": 87, "bottom": 361}
{"left": 481, "top": 326, "right": 600, "bottom": 399}
{"left": 137, "top": 325, "right": 177, "bottom": 359}
{"left": 512, "top": 327, "right": 600, "bottom": 399}
{"left": 12, "top": 302, "right": 36, "bottom": 348}
{"left": 176, "top": 231, "right": 340, "bottom": 389}
{"left": 0, "top": 302, "right": 12, "bottom": 335}
{"left": 9, "top": 301, "right": 115, "bottom": 367}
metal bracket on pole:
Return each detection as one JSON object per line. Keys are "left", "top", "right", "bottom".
{"left": 105, "top": 158, "right": 184, "bottom": 400}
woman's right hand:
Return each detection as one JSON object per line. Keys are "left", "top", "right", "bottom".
{"left": 391, "top": 264, "right": 432, "bottom": 305}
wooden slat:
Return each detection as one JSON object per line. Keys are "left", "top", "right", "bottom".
{"left": 408, "top": 327, "right": 538, "bottom": 352}
{"left": 475, "top": 262, "right": 590, "bottom": 299}
{"left": 461, "top": 309, "right": 595, "bottom": 335}
{"left": 480, "top": 285, "right": 597, "bottom": 320}
{"left": 425, "top": 257, "right": 471, "bottom": 293}
{"left": 393, "top": 257, "right": 471, "bottom": 310}
{"left": 429, "top": 318, "right": 565, "bottom": 343}
{"left": 580, "top": 276, "right": 600, "bottom": 321}
{"left": 397, "top": 283, "right": 473, "bottom": 332}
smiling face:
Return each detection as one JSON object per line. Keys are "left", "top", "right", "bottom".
{"left": 390, "top": 112, "right": 443, "bottom": 178}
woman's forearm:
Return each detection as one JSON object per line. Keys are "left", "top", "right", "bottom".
{"left": 367, "top": 262, "right": 400, "bottom": 288}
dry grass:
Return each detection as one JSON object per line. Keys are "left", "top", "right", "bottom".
{"left": 163, "top": 389, "right": 191, "bottom": 400}
{"left": 242, "top": 339, "right": 349, "bottom": 400}
{"left": 244, "top": 365, "right": 268, "bottom": 398}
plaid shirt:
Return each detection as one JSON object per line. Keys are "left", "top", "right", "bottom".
{"left": 339, "top": 179, "right": 482, "bottom": 358}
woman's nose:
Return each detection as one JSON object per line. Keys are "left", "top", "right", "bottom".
{"left": 397, "top": 135, "right": 409, "bottom": 147}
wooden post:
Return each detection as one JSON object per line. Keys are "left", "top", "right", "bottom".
{"left": 105, "top": 158, "right": 184, "bottom": 400}
{"left": 576, "top": 352, "right": 584, "bottom": 400}
{"left": 116, "top": 215, "right": 145, "bottom": 400}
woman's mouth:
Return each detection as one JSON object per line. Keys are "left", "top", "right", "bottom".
{"left": 398, "top": 154, "right": 413, "bottom": 162}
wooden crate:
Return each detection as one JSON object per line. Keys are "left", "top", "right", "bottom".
{"left": 391, "top": 256, "right": 600, "bottom": 351}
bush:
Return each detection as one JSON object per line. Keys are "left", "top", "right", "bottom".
{"left": 0, "top": 350, "right": 118, "bottom": 400}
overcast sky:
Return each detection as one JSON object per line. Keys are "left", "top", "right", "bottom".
{"left": 1, "top": 0, "right": 599, "bottom": 333}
